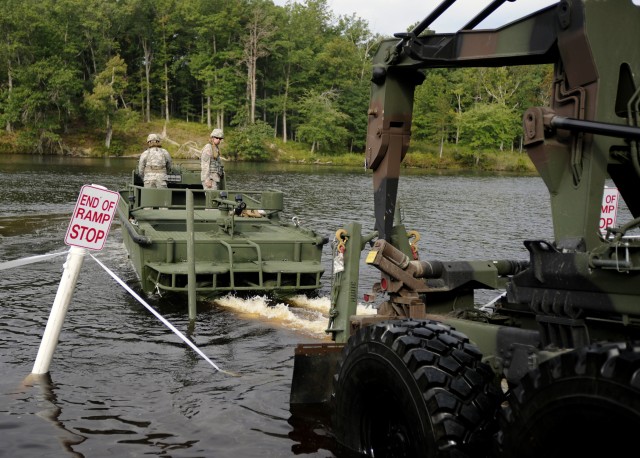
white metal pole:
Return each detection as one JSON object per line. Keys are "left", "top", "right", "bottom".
{"left": 32, "top": 246, "right": 87, "bottom": 374}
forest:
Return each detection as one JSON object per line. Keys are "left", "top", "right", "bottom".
{"left": 0, "top": 0, "right": 552, "bottom": 166}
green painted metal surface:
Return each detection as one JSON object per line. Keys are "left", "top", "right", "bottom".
{"left": 116, "top": 164, "right": 328, "bottom": 302}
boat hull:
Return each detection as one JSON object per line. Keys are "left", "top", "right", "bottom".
{"left": 116, "top": 167, "right": 327, "bottom": 300}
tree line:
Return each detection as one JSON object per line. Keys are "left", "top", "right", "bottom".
{"left": 0, "top": 0, "right": 552, "bottom": 159}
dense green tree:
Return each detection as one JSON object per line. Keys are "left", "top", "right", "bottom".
{"left": 413, "top": 70, "right": 454, "bottom": 156}
{"left": 83, "top": 55, "right": 132, "bottom": 148}
{"left": 155, "top": 0, "right": 180, "bottom": 132}
{"left": 227, "top": 119, "right": 274, "bottom": 161}
{"left": 0, "top": 0, "right": 31, "bottom": 132}
{"left": 459, "top": 103, "right": 520, "bottom": 151}
{"left": 12, "top": 57, "right": 83, "bottom": 152}
{"left": 0, "top": 0, "right": 554, "bottom": 157}
{"left": 186, "top": 0, "right": 245, "bottom": 130}
{"left": 268, "top": 0, "right": 331, "bottom": 142}
{"left": 297, "top": 89, "right": 348, "bottom": 153}
{"left": 241, "top": 1, "right": 276, "bottom": 124}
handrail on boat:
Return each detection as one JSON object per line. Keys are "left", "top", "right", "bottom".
{"left": 217, "top": 238, "right": 264, "bottom": 288}
{"left": 115, "top": 202, "right": 152, "bottom": 246}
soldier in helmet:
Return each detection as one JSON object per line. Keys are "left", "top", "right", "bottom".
{"left": 201, "top": 128, "right": 224, "bottom": 190}
{"left": 138, "top": 133, "right": 172, "bottom": 188}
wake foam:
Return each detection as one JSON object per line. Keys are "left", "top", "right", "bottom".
{"left": 213, "top": 294, "right": 377, "bottom": 339}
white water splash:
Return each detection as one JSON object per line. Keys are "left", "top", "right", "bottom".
{"left": 213, "top": 294, "right": 379, "bottom": 339}
{"left": 288, "top": 294, "right": 378, "bottom": 316}
{"left": 214, "top": 294, "right": 331, "bottom": 338}
{"left": 288, "top": 295, "right": 331, "bottom": 314}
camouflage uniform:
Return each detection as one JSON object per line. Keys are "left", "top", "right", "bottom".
{"left": 139, "top": 143, "right": 172, "bottom": 188}
{"left": 201, "top": 129, "right": 224, "bottom": 189}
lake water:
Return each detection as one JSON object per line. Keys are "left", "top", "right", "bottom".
{"left": 0, "top": 154, "right": 558, "bottom": 457}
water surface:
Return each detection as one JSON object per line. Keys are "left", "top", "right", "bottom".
{"left": 1, "top": 155, "right": 558, "bottom": 457}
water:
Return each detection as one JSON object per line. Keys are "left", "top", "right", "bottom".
{"left": 0, "top": 154, "right": 559, "bottom": 457}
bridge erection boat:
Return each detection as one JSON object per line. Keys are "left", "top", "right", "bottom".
{"left": 116, "top": 164, "right": 328, "bottom": 301}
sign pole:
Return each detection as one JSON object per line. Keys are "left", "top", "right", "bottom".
{"left": 32, "top": 184, "right": 119, "bottom": 374}
{"left": 32, "top": 246, "right": 87, "bottom": 374}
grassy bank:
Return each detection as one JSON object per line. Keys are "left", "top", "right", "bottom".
{"left": 0, "top": 119, "right": 537, "bottom": 173}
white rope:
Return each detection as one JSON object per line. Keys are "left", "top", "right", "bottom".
{"left": 477, "top": 292, "right": 506, "bottom": 313}
{"left": 89, "top": 253, "right": 238, "bottom": 377}
{"left": 0, "top": 250, "right": 70, "bottom": 271}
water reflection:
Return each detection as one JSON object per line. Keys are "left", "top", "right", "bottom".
{"left": 16, "top": 373, "right": 85, "bottom": 456}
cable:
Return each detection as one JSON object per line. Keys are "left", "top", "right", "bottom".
{"left": 89, "top": 253, "right": 239, "bottom": 377}
{"left": 0, "top": 250, "right": 69, "bottom": 271}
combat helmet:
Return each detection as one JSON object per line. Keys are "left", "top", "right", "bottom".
{"left": 147, "top": 133, "right": 161, "bottom": 144}
{"left": 210, "top": 128, "right": 224, "bottom": 139}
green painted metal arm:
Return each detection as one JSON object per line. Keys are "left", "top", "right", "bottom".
{"left": 327, "top": 223, "right": 378, "bottom": 344}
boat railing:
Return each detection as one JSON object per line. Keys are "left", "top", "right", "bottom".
{"left": 126, "top": 184, "right": 284, "bottom": 213}
{"left": 217, "top": 238, "right": 264, "bottom": 288}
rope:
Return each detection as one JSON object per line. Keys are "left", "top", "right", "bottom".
{"left": 3, "top": 248, "right": 238, "bottom": 376}
{"left": 89, "top": 253, "right": 239, "bottom": 377}
{"left": 0, "top": 250, "right": 69, "bottom": 271}
{"left": 477, "top": 292, "right": 506, "bottom": 313}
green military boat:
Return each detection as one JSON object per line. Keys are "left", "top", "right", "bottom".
{"left": 116, "top": 163, "right": 328, "bottom": 300}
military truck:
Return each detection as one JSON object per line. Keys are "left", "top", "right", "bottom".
{"left": 290, "top": 1, "right": 640, "bottom": 456}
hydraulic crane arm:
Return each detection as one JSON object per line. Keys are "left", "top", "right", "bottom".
{"left": 367, "top": 0, "right": 640, "bottom": 249}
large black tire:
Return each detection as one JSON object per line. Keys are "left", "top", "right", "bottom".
{"left": 331, "top": 319, "right": 503, "bottom": 458}
{"left": 497, "top": 341, "right": 640, "bottom": 457}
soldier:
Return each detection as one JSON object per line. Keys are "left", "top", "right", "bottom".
{"left": 201, "top": 128, "right": 224, "bottom": 190}
{"left": 138, "top": 133, "right": 172, "bottom": 188}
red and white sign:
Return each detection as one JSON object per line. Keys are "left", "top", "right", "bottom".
{"left": 65, "top": 184, "right": 119, "bottom": 250}
{"left": 600, "top": 186, "right": 619, "bottom": 235}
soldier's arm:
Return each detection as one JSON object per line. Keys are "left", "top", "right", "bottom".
{"left": 138, "top": 151, "right": 147, "bottom": 178}
{"left": 200, "top": 145, "right": 210, "bottom": 182}
{"left": 164, "top": 150, "right": 172, "bottom": 172}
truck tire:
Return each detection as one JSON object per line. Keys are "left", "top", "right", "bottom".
{"left": 332, "top": 319, "right": 502, "bottom": 458}
{"left": 497, "top": 341, "right": 640, "bottom": 457}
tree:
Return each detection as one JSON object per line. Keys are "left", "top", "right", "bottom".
{"left": 269, "top": 0, "right": 331, "bottom": 142}
{"left": 120, "top": 0, "right": 158, "bottom": 123}
{"left": 459, "top": 103, "right": 520, "bottom": 151}
{"left": 0, "top": 0, "right": 29, "bottom": 133}
{"left": 156, "top": 0, "right": 179, "bottom": 133}
{"left": 297, "top": 89, "right": 348, "bottom": 153}
{"left": 186, "top": 0, "right": 245, "bottom": 130}
{"left": 83, "top": 55, "right": 130, "bottom": 148}
{"left": 413, "top": 69, "right": 454, "bottom": 157}
{"left": 241, "top": 2, "right": 275, "bottom": 124}
{"left": 9, "top": 56, "right": 83, "bottom": 153}
{"left": 227, "top": 119, "right": 274, "bottom": 161}
{"left": 0, "top": 0, "right": 555, "bottom": 159}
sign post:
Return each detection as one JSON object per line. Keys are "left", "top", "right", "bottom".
{"left": 33, "top": 185, "right": 119, "bottom": 375}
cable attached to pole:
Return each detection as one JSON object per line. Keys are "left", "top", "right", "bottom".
{"left": 0, "top": 250, "right": 69, "bottom": 271}
{"left": 89, "top": 253, "right": 239, "bottom": 377}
